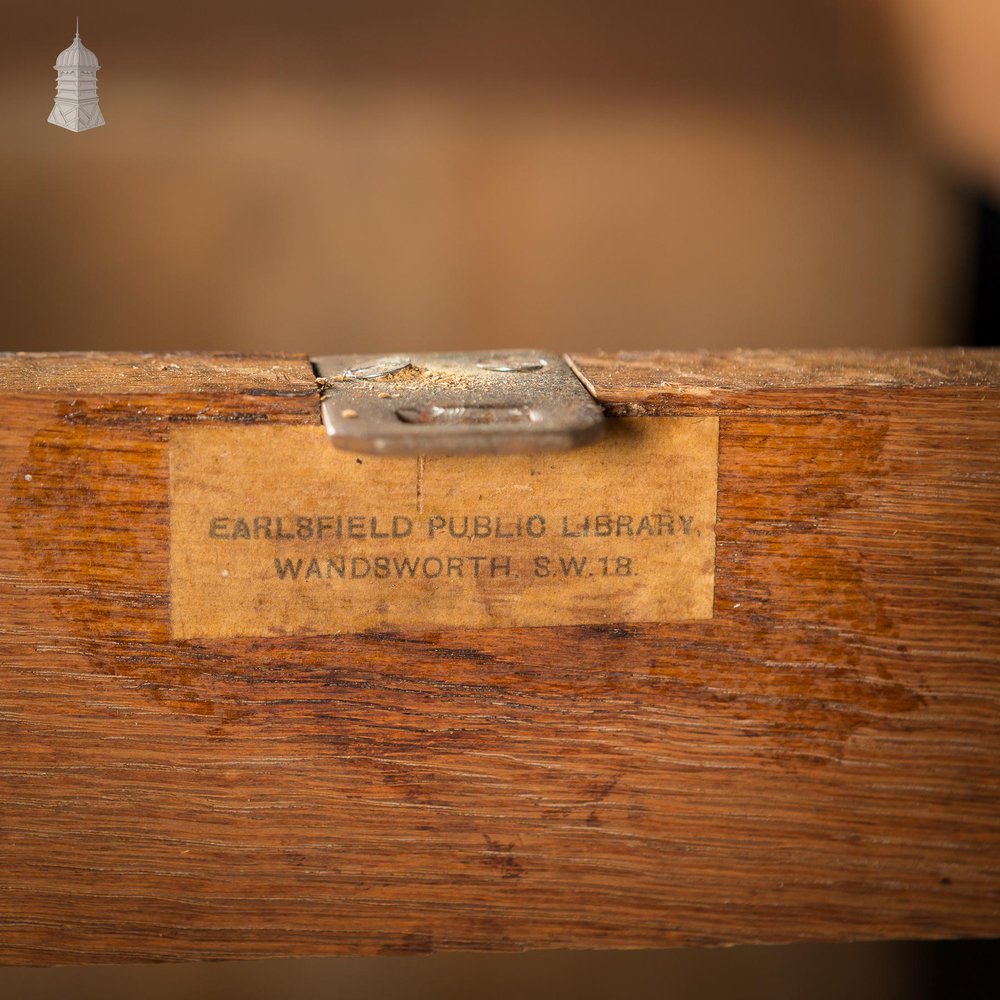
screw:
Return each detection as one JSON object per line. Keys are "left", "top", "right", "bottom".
{"left": 344, "top": 356, "right": 412, "bottom": 380}
{"left": 476, "top": 355, "right": 547, "bottom": 373}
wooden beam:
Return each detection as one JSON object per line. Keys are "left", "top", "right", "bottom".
{"left": 1, "top": 350, "right": 998, "bottom": 964}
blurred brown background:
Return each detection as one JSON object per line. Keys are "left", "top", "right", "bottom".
{"left": 2, "top": 1, "right": 999, "bottom": 997}
{"left": 0, "top": 941, "right": 990, "bottom": 1000}
{"left": 2, "top": 0, "right": 998, "bottom": 355}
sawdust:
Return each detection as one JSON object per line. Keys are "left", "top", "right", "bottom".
{"left": 365, "top": 365, "right": 479, "bottom": 391}
{"left": 318, "top": 362, "right": 480, "bottom": 395}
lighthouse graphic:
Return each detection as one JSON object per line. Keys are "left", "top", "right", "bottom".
{"left": 48, "top": 18, "right": 106, "bottom": 132}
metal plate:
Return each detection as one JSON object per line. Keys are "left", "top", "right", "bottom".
{"left": 313, "top": 351, "right": 606, "bottom": 456}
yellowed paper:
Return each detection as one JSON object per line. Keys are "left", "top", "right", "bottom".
{"left": 169, "top": 418, "right": 718, "bottom": 637}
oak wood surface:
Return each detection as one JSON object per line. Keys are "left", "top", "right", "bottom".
{"left": 0, "top": 352, "right": 316, "bottom": 395}
{"left": 571, "top": 348, "right": 1000, "bottom": 412}
{"left": 1, "top": 350, "right": 998, "bottom": 964}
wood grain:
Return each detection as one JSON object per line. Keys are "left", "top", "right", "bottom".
{"left": 570, "top": 348, "right": 1000, "bottom": 412}
{"left": 1, "top": 350, "right": 998, "bottom": 965}
{"left": 0, "top": 352, "right": 316, "bottom": 395}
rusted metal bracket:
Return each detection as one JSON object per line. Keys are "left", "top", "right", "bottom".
{"left": 312, "top": 351, "right": 606, "bottom": 456}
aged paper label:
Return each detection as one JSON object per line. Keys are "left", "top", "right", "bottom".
{"left": 169, "top": 418, "right": 718, "bottom": 638}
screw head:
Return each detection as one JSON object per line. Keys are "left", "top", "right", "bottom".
{"left": 475, "top": 355, "right": 547, "bottom": 373}
{"left": 344, "top": 356, "right": 412, "bottom": 380}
